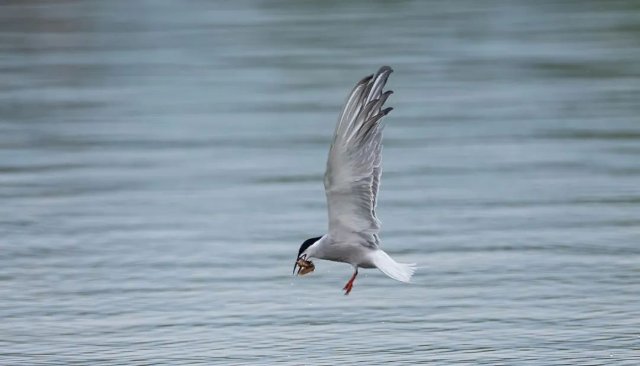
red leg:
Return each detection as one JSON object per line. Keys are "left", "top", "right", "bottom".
{"left": 343, "top": 269, "right": 358, "bottom": 295}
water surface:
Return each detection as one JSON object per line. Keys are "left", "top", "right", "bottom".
{"left": 1, "top": 1, "right": 639, "bottom": 364}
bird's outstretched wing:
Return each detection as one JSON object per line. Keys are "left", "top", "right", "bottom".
{"left": 324, "top": 66, "right": 393, "bottom": 246}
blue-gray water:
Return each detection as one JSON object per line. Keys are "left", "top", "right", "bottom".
{"left": 1, "top": 1, "right": 639, "bottom": 364}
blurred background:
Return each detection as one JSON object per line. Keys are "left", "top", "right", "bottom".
{"left": 1, "top": 0, "right": 639, "bottom": 364}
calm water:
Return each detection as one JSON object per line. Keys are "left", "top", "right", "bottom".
{"left": 1, "top": 1, "right": 639, "bottom": 364}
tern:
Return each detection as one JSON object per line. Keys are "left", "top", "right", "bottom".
{"left": 293, "top": 66, "right": 416, "bottom": 295}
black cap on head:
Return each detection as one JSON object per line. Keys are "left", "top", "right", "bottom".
{"left": 298, "top": 236, "right": 321, "bottom": 257}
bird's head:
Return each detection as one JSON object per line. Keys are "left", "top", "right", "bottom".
{"left": 293, "top": 236, "right": 321, "bottom": 276}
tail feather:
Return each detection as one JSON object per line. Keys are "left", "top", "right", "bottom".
{"left": 371, "top": 250, "right": 416, "bottom": 283}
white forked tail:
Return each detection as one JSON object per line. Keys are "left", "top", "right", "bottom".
{"left": 371, "top": 249, "right": 416, "bottom": 283}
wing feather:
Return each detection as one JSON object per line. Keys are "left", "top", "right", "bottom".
{"left": 324, "top": 66, "right": 394, "bottom": 245}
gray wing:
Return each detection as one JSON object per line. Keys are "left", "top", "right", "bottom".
{"left": 324, "top": 66, "right": 394, "bottom": 245}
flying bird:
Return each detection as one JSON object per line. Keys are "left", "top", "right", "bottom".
{"left": 293, "top": 66, "right": 416, "bottom": 295}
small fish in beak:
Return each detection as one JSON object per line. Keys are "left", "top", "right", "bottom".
{"left": 293, "top": 257, "right": 315, "bottom": 276}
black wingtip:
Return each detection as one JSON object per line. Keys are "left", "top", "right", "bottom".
{"left": 382, "top": 107, "right": 393, "bottom": 116}
{"left": 358, "top": 74, "right": 374, "bottom": 85}
{"left": 378, "top": 65, "right": 394, "bottom": 75}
